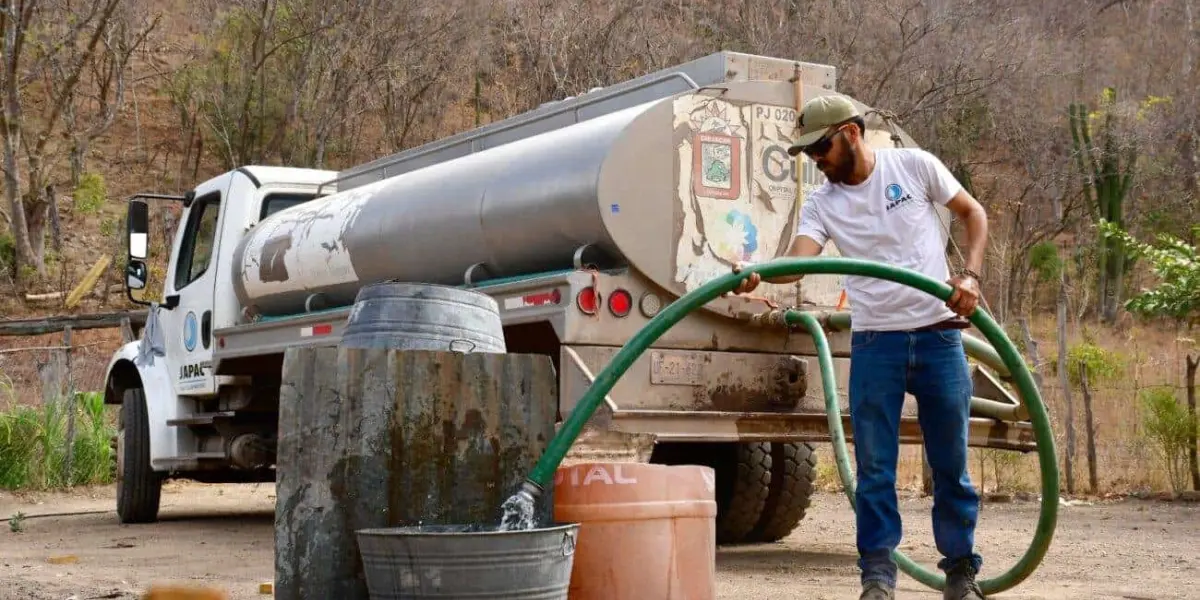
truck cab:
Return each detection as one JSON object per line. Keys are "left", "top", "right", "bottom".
{"left": 106, "top": 166, "right": 334, "bottom": 520}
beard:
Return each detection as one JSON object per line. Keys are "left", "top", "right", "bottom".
{"left": 819, "top": 152, "right": 857, "bottom": 184}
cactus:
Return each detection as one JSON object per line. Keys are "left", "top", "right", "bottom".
{"left": 1068, "top": 87, "right": 1139, "bottom": 323}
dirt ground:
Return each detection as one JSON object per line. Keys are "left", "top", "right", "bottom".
{"left": 1, "top": 481, "right": 1197, "bottom": 600}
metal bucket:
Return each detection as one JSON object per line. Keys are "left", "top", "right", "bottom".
{"left": 341, "top": 282, "right": 506, "bottom": 353}
{"left": 355, "top": 523, "right": 579, "bottom": 600}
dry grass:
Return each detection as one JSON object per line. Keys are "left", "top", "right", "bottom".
{"left": 809, "top": 313, "right": 1196, "bottom": 497}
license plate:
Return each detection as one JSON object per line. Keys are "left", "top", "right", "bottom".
{"left": 649, "top": 351, "right": 706, "bottom": 386}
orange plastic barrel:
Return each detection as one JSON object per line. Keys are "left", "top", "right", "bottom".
{"left": 553, "top": 462, "right": 717, "bottom": 600}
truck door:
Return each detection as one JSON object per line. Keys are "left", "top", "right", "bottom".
{"left": 162, "top": 186, "right": 224, "bottom": 396}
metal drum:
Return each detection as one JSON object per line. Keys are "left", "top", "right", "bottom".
{"left": 340, "top": 282, "right": 506, "bottom": 353}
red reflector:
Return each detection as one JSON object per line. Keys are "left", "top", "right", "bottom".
{"left": 301, "top": 323, "right": 334, "bottom": 337}
{"left": 522, "top": 289, "right": 562, "bottom": 307}
{"left": 576, "top": 287, "right": 598, "bottom": 314}
{"left": 608, "top": 288, "right": 632, "bottom": 317}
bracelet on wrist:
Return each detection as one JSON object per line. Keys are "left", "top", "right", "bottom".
{"left": 960, "top": 268, "right": 982, "bottom": 282}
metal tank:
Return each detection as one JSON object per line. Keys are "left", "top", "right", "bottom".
{"left": 231, "top": 79, "right": 945, "bottom": 318}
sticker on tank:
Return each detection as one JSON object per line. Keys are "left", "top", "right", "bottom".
{"left": 671, "top": 95, "right": 918, "bottom": 309}
{"left": 671, "top": 96, "right": 825, "bottom": 305}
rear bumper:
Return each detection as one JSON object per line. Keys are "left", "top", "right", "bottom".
{"left": 602, "top": 410, "right": 1036, "bottom": 451}
{"left": 559, "top": 344, "right": 1036, "bottom": 452}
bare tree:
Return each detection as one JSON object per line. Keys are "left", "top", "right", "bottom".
{"left": 61, "top": 2, "right": 158, "bottom": 187}
{"left": 489, "top": 0, "right": 675, "bottom": 113}
{"left": 1, "top": 0, "right": 152, "bottom": 283}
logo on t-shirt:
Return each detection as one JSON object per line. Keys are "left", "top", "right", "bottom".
{"left": 884, "top": 183, "right": 914, "bottom": 212}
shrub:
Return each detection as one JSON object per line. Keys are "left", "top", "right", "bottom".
{"left": 1138, "top": 385, "right": 1197, "bottom": 494}
{"left": 0, "top": 390, "right": 115, "bottom": 490}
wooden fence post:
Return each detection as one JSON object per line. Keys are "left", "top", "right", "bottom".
{"left": 62, "top": 326, "right": 76, "bottom": 484}
{"left": 1079, "top": 361, "right": 1098, "bottom": 494}
{"left": 274, "top": 347, "right": 558, "bottom": 600}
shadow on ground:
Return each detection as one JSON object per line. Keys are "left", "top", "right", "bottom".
{"left": 717, "top": 544, "right": 857, "bottom": 571}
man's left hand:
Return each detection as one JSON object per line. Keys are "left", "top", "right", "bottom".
{"left": 946, "top": 273, "right": 981, "bottom": 317}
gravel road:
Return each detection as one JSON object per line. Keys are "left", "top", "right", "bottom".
{"left": 1, "top": 481, "right": 1196, "bottom": 599}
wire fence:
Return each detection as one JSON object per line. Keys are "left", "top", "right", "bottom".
{"left": 0, "top": 325, "right": 128, "bottom": 491}
{"left": 0, "top": 331, "right": 120, "bottom": 404}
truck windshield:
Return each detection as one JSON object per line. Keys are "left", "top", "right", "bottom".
{"left": 260, "top": 193, "right": 315, "bottom": 219}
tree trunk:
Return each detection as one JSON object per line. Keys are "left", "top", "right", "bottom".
{"left": 1186, "top": 0, "right": 1197, "bottom": 82}
{"left": 1058, "top": 276, "right": 1075, "bottom": 496}
{"left": 1018, "top": 317, "right": 1044, "bottom": 389}
{"left": 1051, "top": 192, "right": 1075, "bottom": 496}
{"left": 1187, "top": 353, "right": 1198, "bottom": 492}
{"left": 1, "top": 151, "right": 34, "bottom": 272}
{"left": 2, "top": 106, "right": 37, "bottom": 282}
{"left": 22, "top": 190, "right": 50, "bottom": 274}
{"left": 1096, "top": 242, "right": 1109, "bottom": 323}
{"left": 48, "top": 185, "right": 61, "bottom": 253}
{"left": 1104, "top": 234, "right": 1125, "bottom": 323}
{"left": 61, "top": 326, "right": 77, "bottom": 484}
{"left": 1006, "top": 258, "right": 1027, "bottom": 319}
{"left": 69, "top": 141, "right": 87, "bottom": 189}
{"left": 1079, "top": 361, "right": 1098, "bottom": 494}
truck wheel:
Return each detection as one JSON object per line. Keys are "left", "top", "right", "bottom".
{"left": 116, "top": 388, "right": 162, "bottom": 524}
{"left": 745, "top": 442, "right": 819, "bottom": 543}
{"left": 713, "top": 442, "right": 772, "bottom": 544}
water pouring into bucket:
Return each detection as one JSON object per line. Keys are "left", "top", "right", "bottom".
{"left": 498, "top": 482, "right": 541, "bottom": 531}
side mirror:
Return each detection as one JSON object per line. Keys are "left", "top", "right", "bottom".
{"left": 126, "top": 259, "right": 147, "bottom": 290}
{"left": 128, "top": 199, "right": 149, "bottom": 260}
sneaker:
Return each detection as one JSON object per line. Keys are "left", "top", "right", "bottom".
{"left": 943, "top": 559, "right": 986, "bottom": 600}
{"left": 859, "top": 581, "right": 895, "bottom": 600}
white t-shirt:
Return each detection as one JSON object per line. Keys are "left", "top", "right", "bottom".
{"left": 796, "top": 148, "right": 962, "bottom": 331}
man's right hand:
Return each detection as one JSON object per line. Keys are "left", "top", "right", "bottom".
{"left": 731, "top": 262, "right": 762, "bottom": 295}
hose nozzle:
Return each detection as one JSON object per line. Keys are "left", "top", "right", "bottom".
{"left": 519, "top": 479, "right": 543, "bottom": 501}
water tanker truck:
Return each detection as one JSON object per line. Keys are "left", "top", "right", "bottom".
{"left": 105, "top": 51, "right": 1034, "bottom": 544}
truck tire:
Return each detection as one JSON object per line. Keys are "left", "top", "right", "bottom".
{"left": 713, "top": 442, "right": 772, "bottom": 544}
{"left": 116, "top": 388, "right": 163, "bottom": 524}
{"left": 647, "top": 441, "right": 770, "bottom": 544}
{"left": 745, "top": 441, "right": 819, "bottom": 543}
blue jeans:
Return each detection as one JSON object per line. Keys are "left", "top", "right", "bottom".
{"left": 849, "top": 328, "right": 982, "bottom": 588}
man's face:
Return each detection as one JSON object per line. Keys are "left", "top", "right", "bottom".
{"left": 803, "top": 125, "right": 855, "bottom": 184}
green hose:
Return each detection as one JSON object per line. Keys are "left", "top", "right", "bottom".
{"left": 519, "top": 256, "right": 1059, "bottom": 595}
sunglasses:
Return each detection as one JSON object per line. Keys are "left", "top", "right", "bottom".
{"left": 801, "top": 125, "right": 849, "bottom": 158}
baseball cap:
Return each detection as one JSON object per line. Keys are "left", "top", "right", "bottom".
{"left": 786, "top": 95, "right": 861, "bottom": 156}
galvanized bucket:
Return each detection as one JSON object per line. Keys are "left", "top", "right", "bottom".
{"left": 356, "top": 523, "right": 579, "bottom": 600}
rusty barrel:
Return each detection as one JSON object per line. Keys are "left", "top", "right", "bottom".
{"left": 553, "top": 463, "right": 717, "bottom": 600}
{"left": 275, "top": 348, "right": 557, "bottom": 600}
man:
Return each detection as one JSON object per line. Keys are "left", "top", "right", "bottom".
{"left": 732, "top": 94, "right": 990, "bottom": 600}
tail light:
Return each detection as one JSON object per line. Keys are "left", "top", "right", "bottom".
{"left": 576, "top": 287, "right": 599, "bottom": 314}
{"left": 608, "top": 288, "right": 632, "bottom": 317}
{"left": 639, "top": 292, "right": 662, "bottom": 317}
